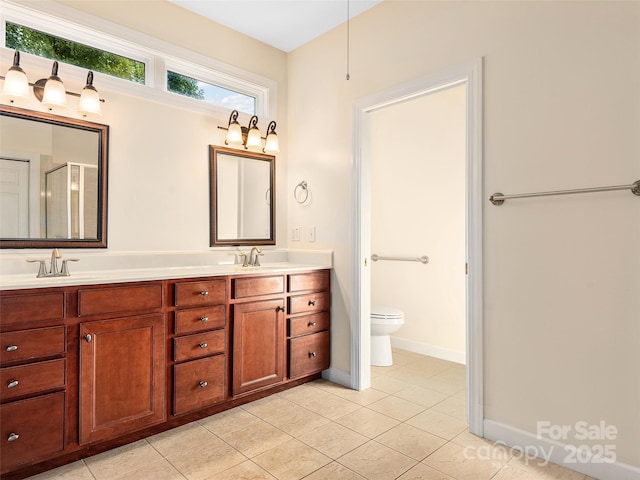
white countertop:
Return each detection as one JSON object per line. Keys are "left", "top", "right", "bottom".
{"left": 0, "top": 262, "right": 330, "bottom": 290}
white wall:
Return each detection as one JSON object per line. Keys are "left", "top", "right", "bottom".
{"left": 370, "top": 85, "right": 466, "bottom": 363}
{"left": 287, "top": 0, "right": 640, "bottom": 469}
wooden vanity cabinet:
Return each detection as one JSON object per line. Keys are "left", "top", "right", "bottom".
{"left": 172, "top": 279, "right": 227, "bottom": 415}
{"left": 231, "top": 275, "right": 286, "bottom": 397}
{"left": 0, "top": 268, "right": 331, "bottom": 480}
{"left": 77, "top": 283, "right": 165, "bottom": 445}
{"left": 0, "top": 291, "right": 67, "bottom": 474}
{"left": 287, "top": 271, "right": 331, "bottom": 379}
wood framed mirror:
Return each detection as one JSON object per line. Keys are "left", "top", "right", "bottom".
{"left": 209, "top": 145, "right": 275, "bottom": 246}
{"left": 0, "top": 105, "right": 109, "bottom": 248}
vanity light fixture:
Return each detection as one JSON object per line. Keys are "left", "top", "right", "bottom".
{"left": 38, "top": 61, "right": 67, "bottom": 109}
{"left": 0, "top": 50, "right": 104, "bottom": 116}
{"left": 218, "top": 109, "right": 280, "bottom": 153}
{"left": 1, "top": 51, "right": 30, "bottom": 101}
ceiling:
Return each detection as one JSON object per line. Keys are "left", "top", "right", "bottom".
{"left": 169, "top": 0, "right": 383, "bottom": 52}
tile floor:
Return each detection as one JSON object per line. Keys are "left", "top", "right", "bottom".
{"left": 28, "top": 349, "right": 597, "bottom": 480}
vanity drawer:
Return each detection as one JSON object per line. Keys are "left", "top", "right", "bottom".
{"left": 175, "top": 280, "right": 226, "bottom": 306}
{"left": 288, "top": 331, "right": 330, "bottom": 379}
{"left": 0, "top": 392, "right": 65, "bottom": 472}
{"left": 288, "top": 312, "right": 330, "bottom": 337}
{"left": 174, "top": 330, "right": 225, "bottom": 362}
{"left": 288, "top": 270, "right": 330, "bottom": 293}
{"left": 0, "top": 292, "right": 65, "bottom": 327}
{"left": 233, "top": 275, "right": 284, "bottom": 299}
{"left": 1, "top": 359, "right": 66, "bottom": 401}
{"left": 173, "top": 355, "right": 226, "bottom": 415}
{"left": 288, "top": 292, "right": 330, "bottom": 315}
{"left": 1, "top": 326, "right": 66, "bottom": 365}
{"left": 78, "top": 284, "right": 163, "bottom": 317}
{"left": 174, "top": 305, "right": 226, "bottom": 334}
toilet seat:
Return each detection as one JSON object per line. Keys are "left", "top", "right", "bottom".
{"left": 371, "top": 306, "right": 404, "bottom": 325}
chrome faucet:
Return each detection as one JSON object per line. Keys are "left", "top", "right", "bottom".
{"left": 27, "top": 249, "right": 79, "bottom": 278}
{"left": 50, "top": 248, "right": 62, "bottom": 275}
{"left": 249, "top": 247, "right": 263, "bottom": 267}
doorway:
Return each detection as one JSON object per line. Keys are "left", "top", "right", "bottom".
{"left": 351, "top": 60, "right": 484, "bottom": 436}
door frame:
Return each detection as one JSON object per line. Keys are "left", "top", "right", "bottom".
{"left": 350, "top": 58, "right": 484, "bottom": 435}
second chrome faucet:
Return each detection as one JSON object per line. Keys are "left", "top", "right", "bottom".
{"left": 239, "top": 247, "right": 264, "bottom": 267}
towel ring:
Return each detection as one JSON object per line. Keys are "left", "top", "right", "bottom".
{"left": 294, "top": 180, "right": 309, "bottom": 204}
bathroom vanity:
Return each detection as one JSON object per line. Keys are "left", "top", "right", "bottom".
{"left": 0, "top": 266, "right": 331, "bottom": 479}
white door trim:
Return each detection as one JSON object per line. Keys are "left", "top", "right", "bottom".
{"left": 351, "top": 58, "right": 484, "bottom": 436}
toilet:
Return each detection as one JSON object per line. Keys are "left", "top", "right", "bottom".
{"left": 370, "top": 305, "right": 405, "bottom": 366}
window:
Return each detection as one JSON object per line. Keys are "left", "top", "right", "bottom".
{"left": 167, "top": 71, "right": 255, "bottom": 114}
{"left": 5, "top": 22, "right": 145, "bottom": 84}
{"left": 1, "top": 3, "right": 275, "bottom": 118}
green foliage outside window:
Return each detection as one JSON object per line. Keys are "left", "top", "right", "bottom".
{"left": 167, "top": 71, "right": 205, "bottom": 100}
{"left": 6, "top": 22, "right": 145, "bottom": 83}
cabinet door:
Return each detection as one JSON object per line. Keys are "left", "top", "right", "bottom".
{"left": 232, "top": 299, "right": 285, "bottom": 396}
{"left": 79, "top": 314, "right": 165, "bottom": 444}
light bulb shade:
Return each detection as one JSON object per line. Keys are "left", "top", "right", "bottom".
{"left": 2, "top": 51, "right": 30, "bottom": 101}
{"left": 226, "top": 122, "right": 243, "bottom": 145}
{"left": 78, "top": 72, "right": 101, "bottom": 115}
{"left": 245, "top": 115, "right": 261, "bottom": 148}
{"left": 41, "top": 62, "right": 67, "bottom": 108}
{"left": 78, "top": 86, "right": 101, "bottom": 115}
{"left": 263, "top": 121, "right": 279, "bottom": 153}
{"left": 245, "top": 127, "right": 262, "bottom": 148}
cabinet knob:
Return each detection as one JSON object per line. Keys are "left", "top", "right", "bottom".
{"left": 199, "top": 343, "right": 208, "bottom": 349}
{"left": 308, "top": 322, "right": 317, "bottom": 327}
{"left": 7, "top": 380, "right": 19, "bottom": 389}
{"left": 308, "top": 300, "right": 316, "bottom": 306}
{"left": 6, "top": 345, "right": 18, "bottom": 352}
{"left": 200, "top": 316, "right": 208, "bottom": 323}
{"left": 199, "top": 291, "right": 209, "bottom": 296}
{"left": 276, "top": 306, "right": 285, "bottom": 313}
{"left": 309, "top": 351, "right": 317, "bottom": 358}
{"left": 7, "top": 433, "right": 19, "bottom": 443}
{"left": 84, "top": 334, "right": 92, "bottom": 343}
{"left": 199, "top": 381, "right": 208, "bottom": 388}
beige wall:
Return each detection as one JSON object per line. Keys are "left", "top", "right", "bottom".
{"left": 2, "top": 0, "right": 638, "bottom": 470}
{"left": 287, "top": 0, "right": 640, "bottom": 467}
{"left": 14, "top": 0, "right": 290, "bottom": 252}
{"left": 370, "top": 85, "right": 466, "bottom": 362}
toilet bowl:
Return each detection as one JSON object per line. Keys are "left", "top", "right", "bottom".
{"left": 371, "top": 305, "right": 405, "bottom": 366}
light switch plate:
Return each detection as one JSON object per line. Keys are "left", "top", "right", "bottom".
{"left": 306, "top": 226, "right": 316, "bottom": 242}
{"left": 292, "top": 226, "right": 300, "bottom": 241}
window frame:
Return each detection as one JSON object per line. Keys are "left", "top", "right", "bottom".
{"left": 0, "top": 2, "right": 275, "bottom": 119}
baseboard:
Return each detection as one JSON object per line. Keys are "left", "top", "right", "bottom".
{"left": 390, "top": 336, "right": 466, "bottom": 365}
{"left": 322, "top": 367, "right": 351, "bottom": 388}
{"left": 484, "top": 419, "right": 640, "bottom": 480}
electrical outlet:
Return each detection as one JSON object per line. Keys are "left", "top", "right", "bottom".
{"left": 292, "top": 226, "right": 300, "bottom": 241}
{"left": 306, "top": 226, "right": 316, "bottom": 242}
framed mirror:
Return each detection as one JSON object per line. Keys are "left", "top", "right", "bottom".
{"left": 210, "top": 145, "right": 275, "bottom": 246}
{"left": 0, "top": 105, "right": 109, "bottom": 248}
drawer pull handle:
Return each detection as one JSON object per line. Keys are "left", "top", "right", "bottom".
{"left": 308, "top": 322, "right": 318, "bottom": 327}
{"left": 199, "top": 343, "right": 208, "bottom": 349}
{"left": 7, "top": 380, "right": 19, "bottom": 389}
{"left": 277, "top": 306, "right": 285, "bottom": 313}
{"left": 200, "top": 316, "right": 208, "bottom": 323}
{"left": 200, "top": 291, "right": 209, "bottom": 296}
{"left": 85, "top": 334, "right": 92, "bottom": 343}
{"left": 309, "top": 351, "right": 317, "bottom": 358}
{"left": 199, "top": 381, "right": 208, "bottom": 388}
{"left": 7, "top": 433, "right": 19, "bottom": 442}
{"left": 308, "top": 300, "right": 316, "bottom": 306}
{"left": 6, "top": 345, "right": 18, "bottom": 352}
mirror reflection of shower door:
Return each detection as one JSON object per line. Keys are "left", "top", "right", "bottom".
{"left": 46, "top": 163, "right": 98, "bottom": 239}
